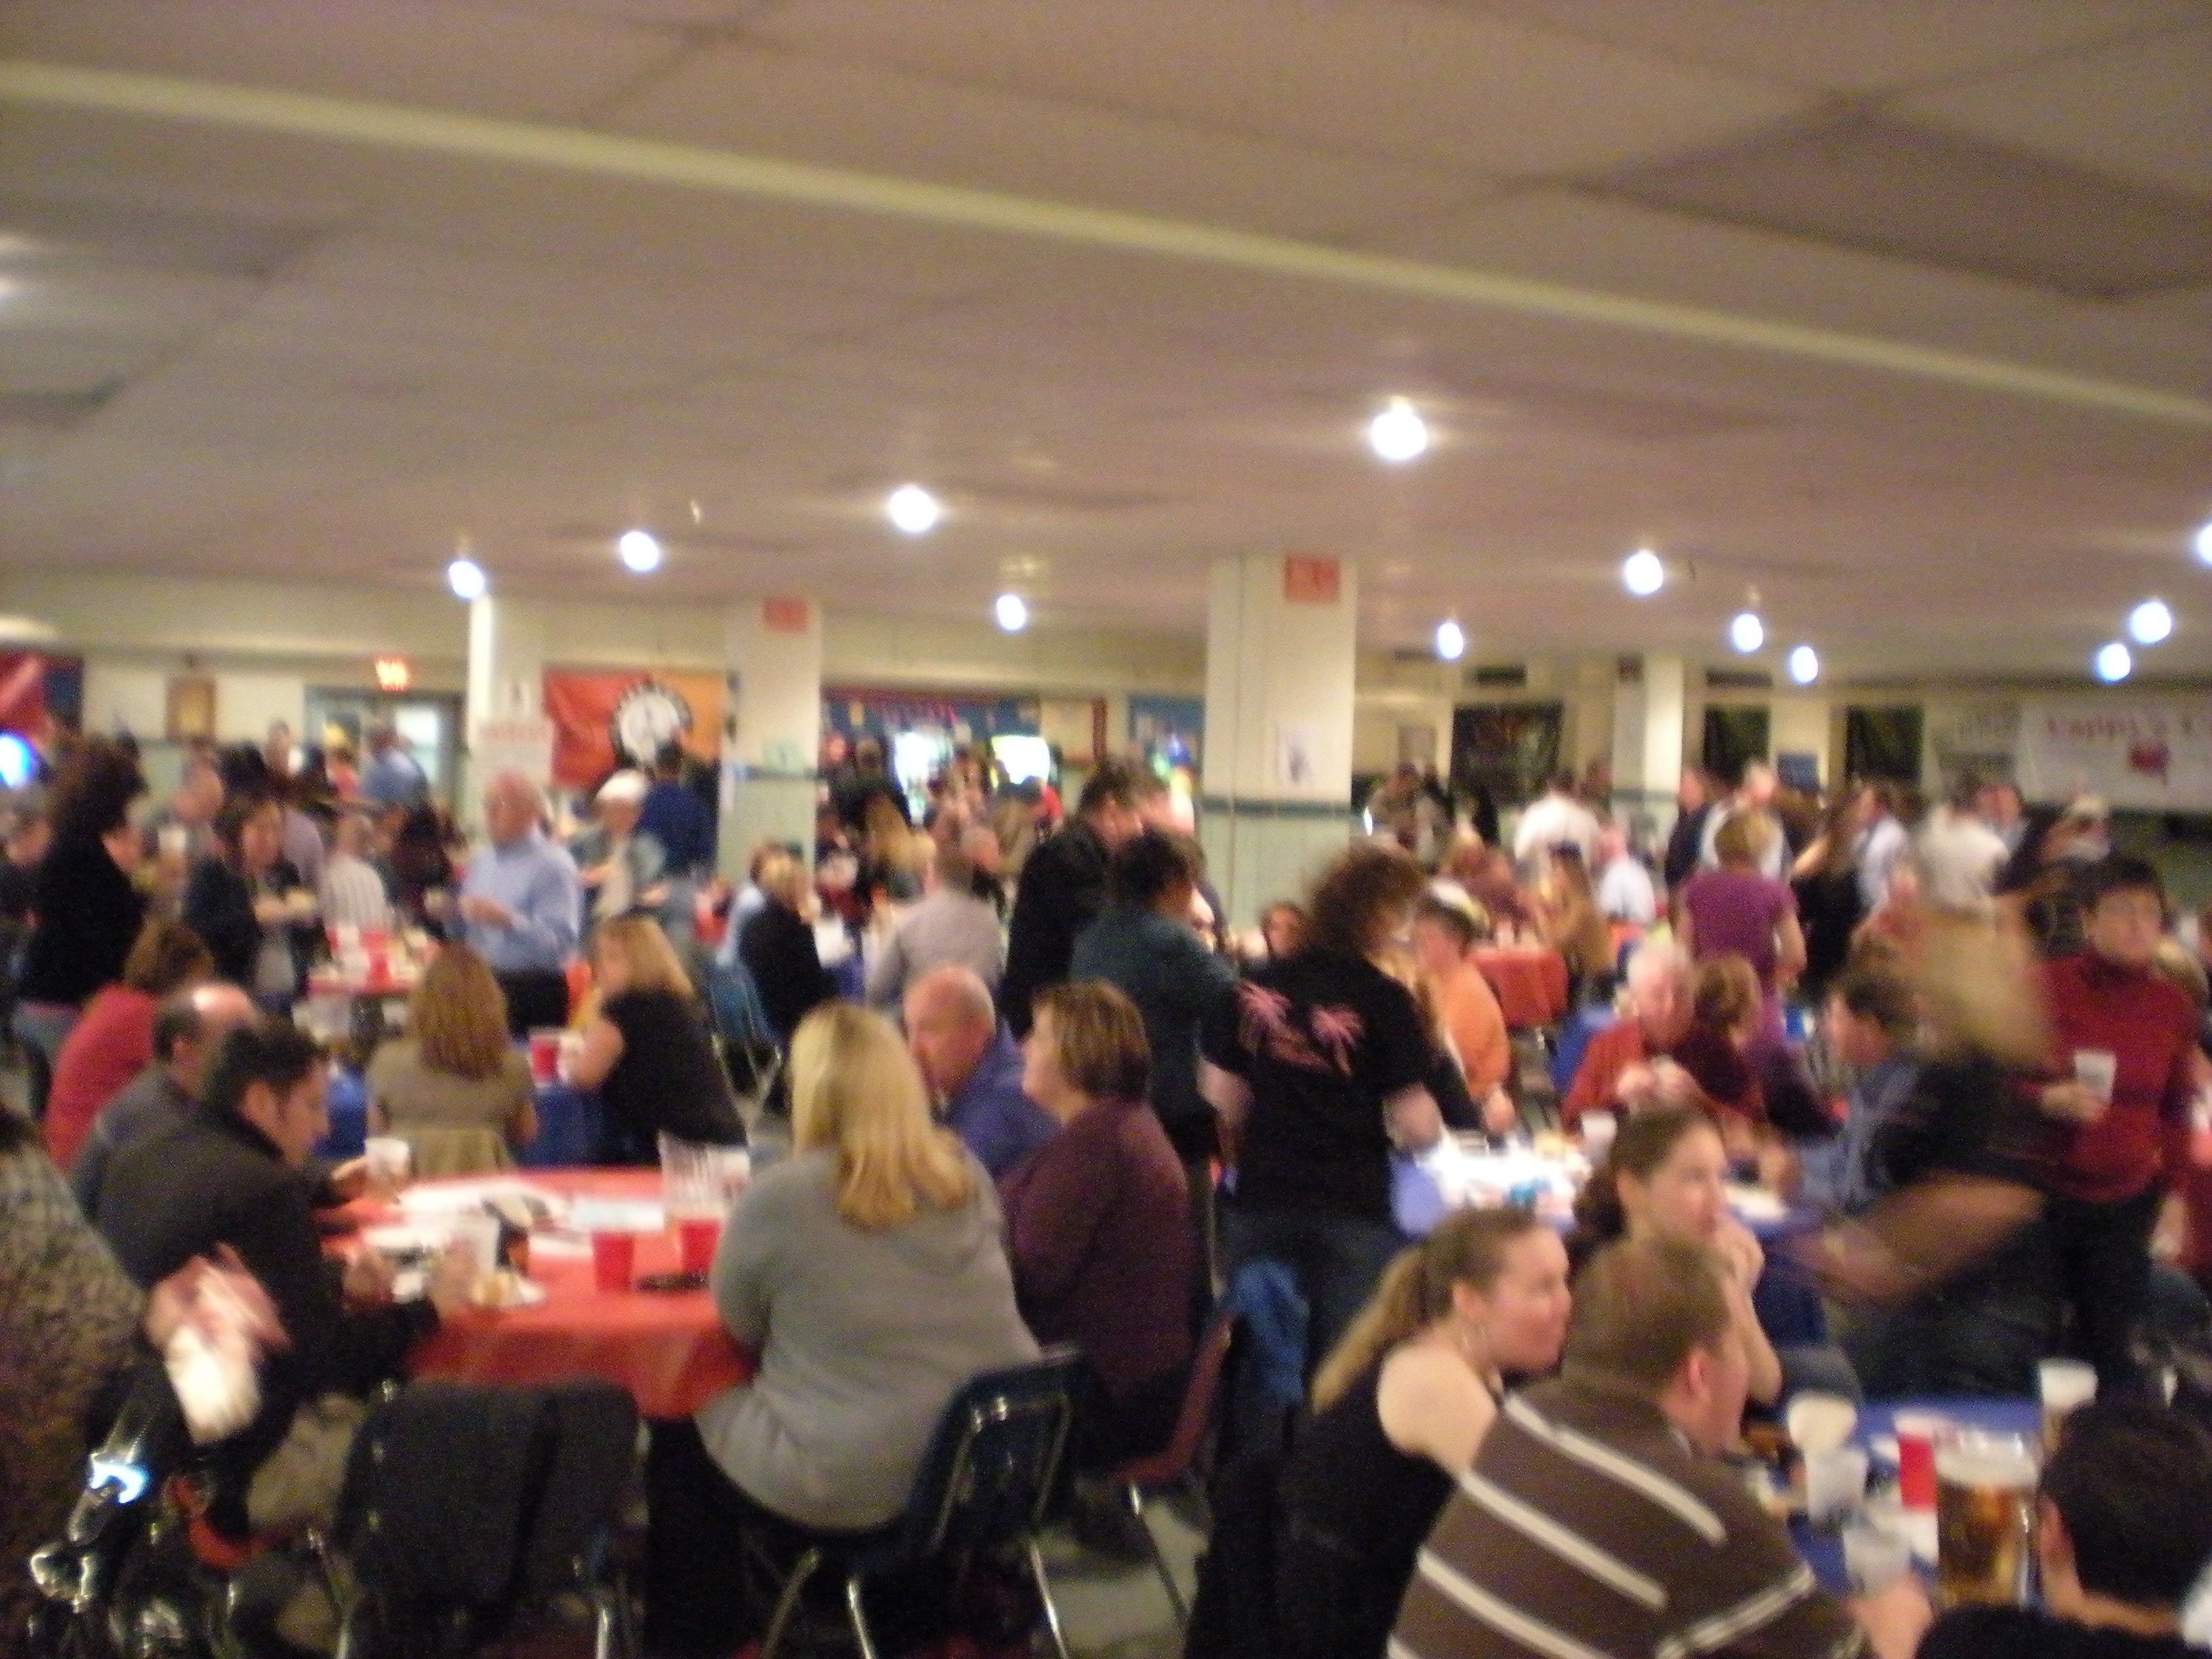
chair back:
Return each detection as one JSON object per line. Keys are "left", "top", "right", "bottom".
{"left": 893, "top": 1349, "right": 1083, "bottom": 1563}
{"left": 1549, "top": 1002, "right": 1618, "bottom": 1097}
{"left": 516, "top": 1379, "right": 640, "bottom": 1599}
{"left": 1115, "top": 1308, "right": 1238, "bottom": 1490}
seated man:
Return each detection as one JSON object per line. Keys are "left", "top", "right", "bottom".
{"left": 70, "top": 981, "right": 259, "bottom": 1218}
{"left": 1562, "top": 940, "right": 1762, "bottom": 1127}
{"left": 96, "top": 1023, "right": 474, "bottom": 1540}
{"left": 903, "top": 965, "right": 1057, "bottom": 1177}
{"left": 1920, "top": 1399, "right": 2212, "bottom": 1659}
{"left": 1394, "top": 1235, "right": 1929, "bottom": 1659}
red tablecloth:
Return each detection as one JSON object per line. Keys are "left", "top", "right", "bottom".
{"left": 1472, "top": 945, "right": 1570, "bottom": 1028}
{"left": 376, "top": 1169, "right": 753, "bottom": 1420}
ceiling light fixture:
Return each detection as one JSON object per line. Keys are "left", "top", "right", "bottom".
{"left": 447, "top": 557, "right": 487, "bottom": 601}
{"left": 1435, "top": 619, "right": 1466, "bottom": 661}
{"left": 994, "top": 593, "right": 1027, "bottom": 632}
{"left": 2129, "top": 598, "right": 2173, "bottom": 644}
{"left": 1622, "top": 548, "right": 1665, "bottom": 597}
{"left": 1366, "top": 396, "right": 1429, "bottom": 464}
{"left": 886, "top": 483, "right": 943, "bottom": 535}
{"left": 1786, "top": 644, "right": 1819, "bottom": 684}
{"left": 2195, "top": 521, "right": 2212, "bottom": 565}
{"left": 617, "top": 529, "right": 662, "bottom": 573}
{"left": 2094, "top": 642, "right": 2133, "bottom": 683}
{"left": 1728, "top": 611, "right": 1764, "bottom": 653}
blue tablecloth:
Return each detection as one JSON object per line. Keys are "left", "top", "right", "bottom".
{"left": 319, "top": 1068, "right": 602, "bottom": 1168}
{"left": 1390, "top": 1151, "right": 1819, "bottom": 1245}
{"left": 1793, "top": 1396, "right": 2041, "bottom": 1593}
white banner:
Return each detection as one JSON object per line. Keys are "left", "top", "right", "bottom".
{"left": 2015, "top": 697, "right": 2212, "bottom": 811}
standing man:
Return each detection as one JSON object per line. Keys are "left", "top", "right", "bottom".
{"left": 459, "top": 771, "right": 581, "bottom": 1034}
{"left": 1511, "top": 769, "right": 1601, "bottom": 872}
{"left": 999, "top": 757, "right": 1155, "bottom": 1037}
{"left": 1662, "top": 767, "right": 1713, "bottom": 895}
{"left": 359, "top": 722, "right": 428, "bottom": 810}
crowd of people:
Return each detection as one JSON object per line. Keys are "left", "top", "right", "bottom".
{"left": 5, "top": 718, "right": 2212, "bottom": 1659}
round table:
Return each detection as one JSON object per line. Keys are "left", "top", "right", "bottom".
{"left": 1471, "top": 945, "right": 1570, "bottom": 1028}
{"left": 365, "top": 1169, "right": 753, "bottom": 1420}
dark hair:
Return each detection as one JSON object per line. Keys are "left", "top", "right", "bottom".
{"left": 150, "top": 993, "right": 208, "bottom": 1063}
{"left": 1031, "top": 981, "right": 1151, "bottom": 1103}
{"left": 1563, "top": 1236, "right": 1730, "bottom": 1393}
{"left": 121, "top": 918, "right": 213, "bottom": 997}
{"left": 1412, "top": 894, "right": 1477, "bottom": 951}
{"left": 1305, "top": 842, "right": 1427, "bottom": 958}
{"left": 1076, "top": 756, "right": 1159, "bottom": 819}
{"left": 1106, "top": 827, "right": 1198, "bottom": 909}
{"left": 1570, "top": 1104, "right": 1721, "bottom": 1246}
{"left": 2082, "top": 853, "right": 2166, "bottom": 914}
{"left": 1547, "top": 769, "right": 1576, "bottom": 794}
{"left": 47, "top": 737, "right": 145, "bottom": 840}
{"left": 1829, "top": 954, "right": 1917, "bottom": 1042}
{"left": 202, "top": 1023, "right": 323, "bottom": 1119}
{"left": 2043, "top": 1399, "right": 2212, "bottom": 1607}
{"left": 213, "top": 790, "right": 283, "bottom": 858}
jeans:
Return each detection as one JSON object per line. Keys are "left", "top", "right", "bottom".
{"left": 1841, "top": 1219, "right": 2059, "bottom": 1398}
{"left": 2047, "top": 1182, "right": 2165, "bottom": 1395}
{"left": 14, "top": 1000, "right": 78, "bottom": 1122}
{"left": 1222, "top": 1206, "right": 1407, "bottom": 1385}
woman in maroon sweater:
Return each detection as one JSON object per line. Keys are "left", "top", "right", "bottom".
{"left": 2033, "top": 855, "right": 2197, "bottom": 1394}
{"left": 1000, "top": 979, "right": 1195, "bottom": 1469}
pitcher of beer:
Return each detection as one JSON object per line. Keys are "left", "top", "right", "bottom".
{"left": 1934, "top": 1430, "right": 2039, "bottom": 1606}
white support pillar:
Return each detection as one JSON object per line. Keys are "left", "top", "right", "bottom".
{"left": 462, "top": 594, "right": 549, "bottom": 828}
{"left": 1610, "top": 653, "right": 1686, "bottom": 838}
{"left": 720, "top": 596, "right": 823, "bottom": 877}
{"left": 1199, "top": 553, "right": 1359, "bottom": 926}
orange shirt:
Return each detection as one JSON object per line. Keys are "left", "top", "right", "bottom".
{"left": 1435, "top": 962, "right": 1511, "bottom": 1096}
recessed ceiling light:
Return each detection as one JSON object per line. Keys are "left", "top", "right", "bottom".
{"left": 994, "top": 593, "right": 1027, "bottom": 632}
{"left": 886, "top": 483, "right": 943, "bottom": 535}
{"left": 1729, "top": 611, "right": 1764, "bottom": 653}
{"left": 447, "top": 557, "right": 487, "bottom": 601}
{"left": 1366, "top": 396, "right": 1429, "bottom": 464}
{"left": 1786, "top": 644, "right": 1819, "bottom": 684}
{"left": 617, "top": 529, "right": 662, "bottom": 573}
{"left": 2094, "top": 642, "right": 2133, "bottom": 682}
{"left": 1435, "top": 619, "right": 1466, "bottom": 661}
{"left": 2196, "top": 521, "right": 2212, "bottom": 565}
{"left": 2129, "top": 598, "right": 2173, "bottom": 645}
{"left": 1622, "top": 548, "right": 1665, "bottom": 597}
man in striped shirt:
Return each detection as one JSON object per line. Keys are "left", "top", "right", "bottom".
{"left": 1393, "top": 1236, "right": 1931, "bottom": 1659}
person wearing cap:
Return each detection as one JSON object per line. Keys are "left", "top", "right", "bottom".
{"left": 577, "top": 769, "right": 666, "bottom": 932}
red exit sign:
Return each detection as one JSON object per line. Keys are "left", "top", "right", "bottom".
{"left": 1283, "top": 555, "right": 1341, "bottom": 605}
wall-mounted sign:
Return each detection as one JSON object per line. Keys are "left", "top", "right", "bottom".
{"left": 761, "top": 597, "right": 811, "bottom": 634}
{"left": 373, "top": 656, "right": 413, "bottom": 692}
{"left": 1283, "top": 554, "right": 1341, "bottom": 605}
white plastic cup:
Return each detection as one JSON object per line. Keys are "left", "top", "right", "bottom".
{"left": 449, "top": 1213, "right": 500, "bottom": 1278}
{"left": 1841, "top": 1519, "right": 1912, "bottom": 1595}
{"left": 1580, "top": 1111, "right": 1618, "bottom": 1160}
{"left": 2039, "top": 1358, "right": 2098, "bottom": 1449}
{"left": 363, "top": 1136, "right": 411, "bottom": 1188}
{"left": 2072, "top": 1048, "right": 2117, "bottom": 1103}
{"left": 1805, "top": 1447, "right": 1871, "bottom": 1525}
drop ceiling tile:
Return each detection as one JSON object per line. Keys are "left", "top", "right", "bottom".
{"left": 607, "top": 40, "right": 1484, "bottom": 238}
{"left": 1900, "top": 24, "right": 2212, "bottom": 196}
{"left": 752, "top": 0, "right": 1809, "bottom": 176}
{"left": 10, "top": 0, "right": 689, "bottom": 123}
{"left": 1456, "top": 0, "right": 2200, "bottom": 94}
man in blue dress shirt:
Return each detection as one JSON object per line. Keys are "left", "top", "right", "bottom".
{"left": 459, "top": 771, "right": 582, "bottom": 1034}
{"left": 903, "top": 966, "right": 1057, "bottom": 1178}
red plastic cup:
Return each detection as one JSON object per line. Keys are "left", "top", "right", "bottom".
{"left": 590, "top": 1231, "right": 636, "bottom": 1294}
{"left": 527, "top": 1029, "right": 563, "bottom": 1086}
{"left": 1893, "top": 1412, "right": 1946, "bottom": 1510}
{"left": 677, "top": 1216, "right": 720, "bottom": 1277}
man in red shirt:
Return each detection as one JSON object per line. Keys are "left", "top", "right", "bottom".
{"left": 1561, "top": 941, "right": 1761, "bottom": 1129}
{"left": 2032, "top": 856, "right": 2197, "bottom": 1395}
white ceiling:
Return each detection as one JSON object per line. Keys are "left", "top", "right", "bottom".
{"left": 0, "top": 0, "right": 2209, "bottom": 682}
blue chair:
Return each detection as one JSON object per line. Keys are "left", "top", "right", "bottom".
{"left": 757, "top": 1349, "right": 1084, "bottom": 1659}
{"left": 1549, "top": 1002, "right": 1618, "bottom": 1097}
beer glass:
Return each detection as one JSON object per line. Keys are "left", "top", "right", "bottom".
{"left": 2037, "top": 1359, "right": 2097, "bottom": 1454}
{"left": 1934, "top": 1431, "right": 2038, "bottom": 1606}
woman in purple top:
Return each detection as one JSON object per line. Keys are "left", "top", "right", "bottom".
{"left": 1000, "top": 979, "right": 1195, "bottom": 1470}
{"left": 1679, "top": 810, "right": 1805, "bottom": 1033}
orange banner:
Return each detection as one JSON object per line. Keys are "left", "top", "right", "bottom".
{"left": 542, "top": 669, "right": 723, "bottom": 788}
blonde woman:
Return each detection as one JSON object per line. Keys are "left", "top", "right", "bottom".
{"left": 366, "top": 943, "right": 535, "bottom": 1170}
{"left": 567, "top": 914, "right": 743, "bottom": 1164}
{"left": 647, "top": 1003, "right": 1036, "bottom": 1655}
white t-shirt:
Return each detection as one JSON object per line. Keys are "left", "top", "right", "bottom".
{"left": 1511, "top": 792, "right": 1601, "bottom": 868}
{"left": 1596, "top": 855, "right": 1658, "bottom": 926}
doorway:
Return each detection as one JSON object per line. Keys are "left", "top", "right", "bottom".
{"left": 305, "top": 689, "right": 465, "bottom": 803}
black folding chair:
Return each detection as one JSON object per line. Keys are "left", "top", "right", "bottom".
{"left": 757, "top": 1349, "right": 1084, "bottom": 1659}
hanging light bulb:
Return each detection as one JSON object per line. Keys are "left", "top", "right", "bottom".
{"left": 616, "top": 529, "right": 662, "bottom": 573}
{"left": 994, "top": 593, "right": 1028, "bottom": 632}
{"left": 1435, "top": 619, "right": 1466, "bottom": 661}
{"left": 1728, "top": 611, "right": 1764, "bottom": 653}
{"left": 447, "top": 557, "right": 487, "bottom": 600}
{"left": 1786, "top": 644, "right": 1819, "bottom": 684}
{"left": 2094, "top": 642, "right": 2133, "bottom": 682}
{"left": 2129, "top": 599, "right": 2173, "bottom": 645}
{"left": 886, "top": 483, "right": 943, "bottom": 535}
{"left": 1622, "top": 548, "right": 1664, "bottom": 597}
{"left": 1366, "top": 397, "right": 1429, "bottom": 464}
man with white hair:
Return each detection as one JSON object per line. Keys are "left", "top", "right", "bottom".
{"left": 1561, "top": 941, "right": 1760, "bottom": 1126}
{"left": 1594, "top": 822, "right": 1658, "bottom": 926}
{"left": 577, "top": 769, "right": 665, "bottom": 928}
{"left": 903, "top": 965, "right": 1056, "bottom": 1177}
{"left": 458, "top": 771, "right": 581, "bottom": 1033}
